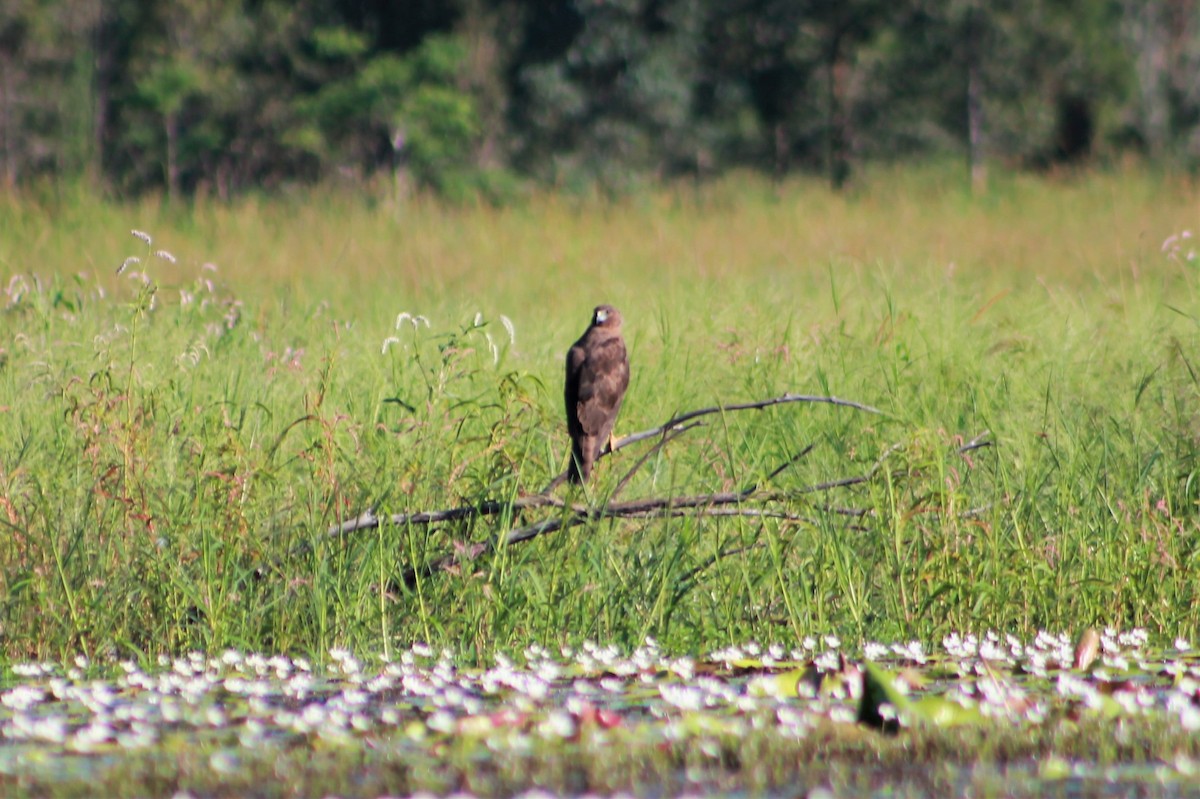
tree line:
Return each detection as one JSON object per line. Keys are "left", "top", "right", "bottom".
{"left": 2, "top": 0, "right": 1197, "bottom": 201}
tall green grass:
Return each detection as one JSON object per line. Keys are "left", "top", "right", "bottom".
{"left": 2, "top": 165, "right": 1199, "bottom": 663}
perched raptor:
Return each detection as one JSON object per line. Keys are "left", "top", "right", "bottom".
{"left": 565, "top": 304, "right": 630, "bottom": 483}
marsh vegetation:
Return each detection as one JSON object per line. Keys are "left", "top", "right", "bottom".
{"left": 2, "top": 167, "right": 1200, "bottom": 794}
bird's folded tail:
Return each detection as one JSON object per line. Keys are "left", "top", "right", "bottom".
{"left": 567, "top": 440, "right": 591, "bottom": 483}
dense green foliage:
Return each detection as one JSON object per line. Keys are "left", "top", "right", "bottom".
{"left": 1, "top": 167, "right": 1199, "bottom": 663}
{"left": 2, "top": 0, "right": 1200, "bottom": 197}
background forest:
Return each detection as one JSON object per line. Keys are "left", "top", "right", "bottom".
{"left": 2, "top": 0, "right": 1199, "bottom": 201}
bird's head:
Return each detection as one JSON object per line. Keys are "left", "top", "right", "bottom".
{"left": 592, "top": 304, "right": 622, "bottom": 329}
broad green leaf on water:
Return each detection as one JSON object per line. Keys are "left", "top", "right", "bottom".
{"left": 747, "top": 666, "right": 813, "bottom": 698}
{"left": 859, "top": 662, "right": 983, "bottom": 730}
{"left": 908, "top": 695, "right": 984, "bottom": 727}
{"left": 859, "top": 662, "right": 912, "bottom": 732}
{"left": 677, "top": 713, "right": 740, "bottom": 737}
{"left": 747, "top": 663, "right": 857, "bottom": 700}
{"left": 747, "top": 670, "right": 801, "bottom": 698}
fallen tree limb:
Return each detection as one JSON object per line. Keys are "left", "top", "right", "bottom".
{"left": 394, "top": 430, "right": 994, "bottom": 585}
{"left": 282, "top": 396, "right": 990, "bottom": 593}
{"left": 403, "top": 475, "right": 819, "bottom": 585}
{"left": 323, "top": 392, "right": 880, "bottom": 542}
{"left": 323, "top": 493, "right": 570, "bottom": 543}
{"left": 541, "top": 392, "right": 873, "bottom": 491}
{"left": 609, "top": 393, "right": 884, "bottom": 453}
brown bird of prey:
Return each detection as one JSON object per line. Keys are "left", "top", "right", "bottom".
{"left": 565, "top": 304, "right": 630, "bottom": 483}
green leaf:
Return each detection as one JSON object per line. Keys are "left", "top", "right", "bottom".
{"left": 858, "top": 662, "right": 983, "bottom": 731}
{"left": 908, "top": 695, "right": 984, "bottom": 728}
{"left": 136, "top": 60, "right": 201, "bottom": 115}
{"left": 858, "top": 661, "right": 912, "bottom": 732}
{"left": 747, "top": 667, "right": 807, "bottom": 698}
{"left": 312, "top": 26, "right": 369, "bottom": 61}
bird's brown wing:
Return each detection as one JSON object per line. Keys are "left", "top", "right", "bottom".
{"left": 565, "top": 341, "right": 593, "bottom": 481}
{"left": 565, "top": 342, "right": 587, "bottom": 436}
{"left": 575, "top": 334, "right": 629, "bottom": 447}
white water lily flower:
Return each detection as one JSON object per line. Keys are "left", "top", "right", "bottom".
{"left": 863, "top": 641, "right": 888, "bottom": 661}
{"left": 1, "top": 685, "right": 46, "bottom": 711}
{"left": 537, "top": 710, "right": 575, "bottom": 739}
{"left": 426, "top": 710, "right": 456, "bottom": 734}
{"left": 659, "top": 683, "right": 704, "bottom": 711}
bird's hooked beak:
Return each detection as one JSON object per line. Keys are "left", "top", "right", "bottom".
{"left": 594, "top": 308, "right": 609, "bottom": 324}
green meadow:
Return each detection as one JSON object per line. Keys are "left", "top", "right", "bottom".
{"left": 2, "top": 165, "right": 1200, "bottom": 664}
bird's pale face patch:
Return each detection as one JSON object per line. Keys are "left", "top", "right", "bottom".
{"left": 592, "top": 304, "right": 621, "bottom": 328}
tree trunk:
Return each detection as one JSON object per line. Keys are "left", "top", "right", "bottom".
{"left": 960, "top": 2, "right": 987, "bottom": 194}
{"left": 1125, "top": 0, "right": 1170, "bottom": 157}
{"left": 0, "top": 53, "right": 14, "bottom": 189}
{"left": 773, "top": 122, "right": 786, "bottom": 181}
{"left": 165, "top": 110, "right": 179, "bottom": 202}
{"left": 826, "top": 34, "right": 849, "bottom": 191}
{"left": 91, "top": 0, "right": 115, "bottom": 188}
{"left": 966, "top": 48, "right": 985, "bottom": 193}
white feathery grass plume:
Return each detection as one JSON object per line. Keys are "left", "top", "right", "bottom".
{"left": 395, "top": 312, "right": 430, "bottom": 330}
{"left": 177, "top": 341, "right": 210, "bottom": 367}
{"left": 154, "top": 249, "right": 177, "bottom": 264}
{"left": 381, "top": 336, "right": 401, "bottom": 354}
{"left": 485, "top": 332, "right": 499, "bottom": 364}
{"left": 130, "top": 229, "right": 152, "bottom": 245}
{"left": 499, "top": 314, "right": 515, "bottom": 345}
{"left": 117, "top": 256, "right": 140, "bottom": 275}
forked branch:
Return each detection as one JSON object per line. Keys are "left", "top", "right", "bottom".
{"left": 326, "top": 391, "right": 881, "bottom": 541}
{"left": 287, "top": 394, "right": 987, "bottom": 592}
{"left": 608, "top": 393, "right": 884, "bottom": 453}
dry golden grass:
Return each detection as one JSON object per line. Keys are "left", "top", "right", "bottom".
{"left": 8, "top": 164, "right": 1196, "bottom": 302}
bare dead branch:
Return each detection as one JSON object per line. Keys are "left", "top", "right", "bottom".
{"left": 324, "top": 493, "right": 571, "bottom": 541}
{"left": 237, "top": 392, "right": 1011, "bottom": 633}
{"left": 399, "top": 497, "right": 815, "bottom": 587}
{"left": 801, "top": 473, "right": 872, "bottom": 493}
{"left": 301, "top": 391, "right": 992, "bottom": 593}
{"left": 398, "top": 449, "right": 826, "bottom": 586}
{"left": 542, "top": 392, "right": 881, "bottom": 489}
{"left": 609, "top": 393, "right": 884, "bottom": 453}
{"left": 958, "top": 430, "right": 992, "bottom": 453}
